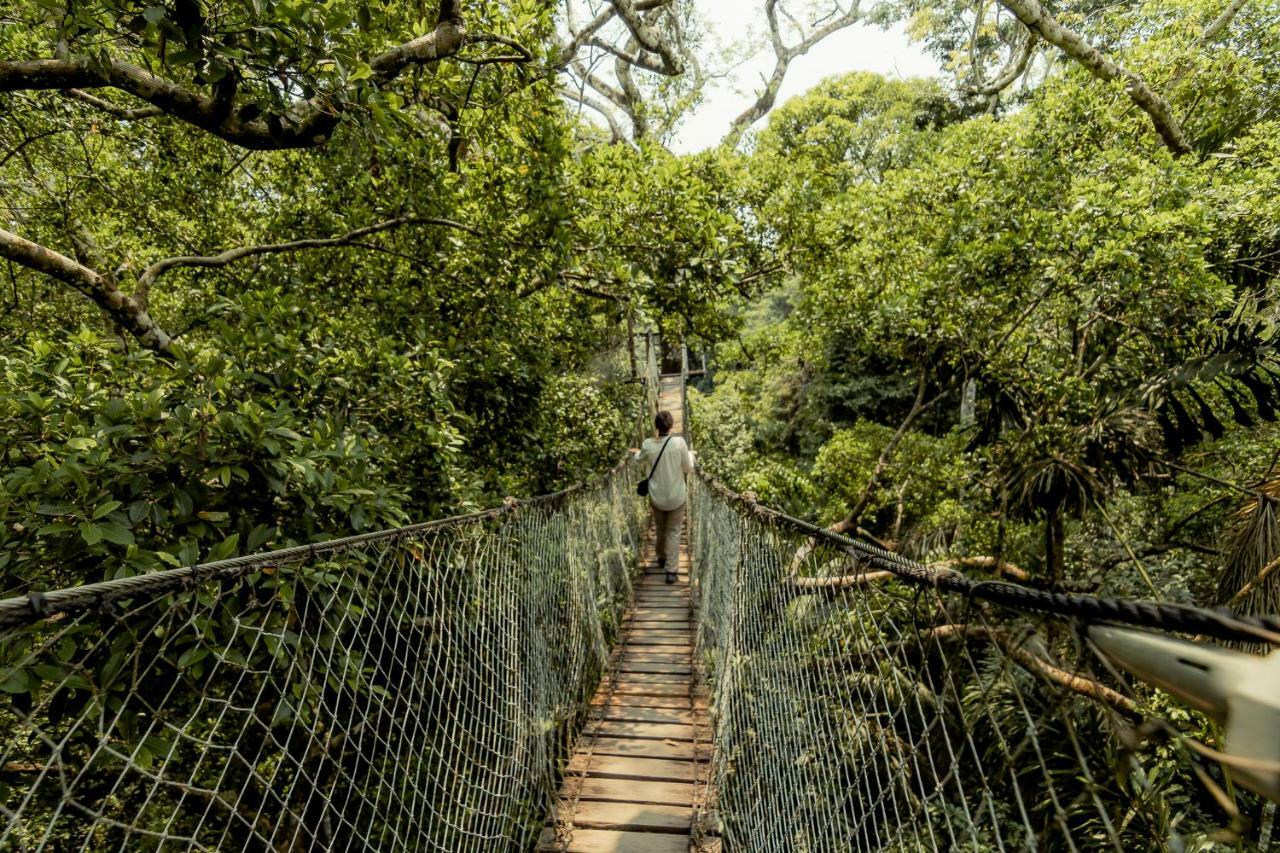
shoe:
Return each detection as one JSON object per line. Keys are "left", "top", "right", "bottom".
{"left": 665, "top": 571, "right": 677, "bottom": 584}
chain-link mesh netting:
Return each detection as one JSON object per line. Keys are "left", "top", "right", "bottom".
{"left": 689, "top": 475, "right": 1278, "bottom": 852}
{"left": 0, "top": 463, "right": 649, "bottom": 851}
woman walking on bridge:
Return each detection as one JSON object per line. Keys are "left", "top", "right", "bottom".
{"left": 632, "top": 411, "right": 694, "bottom": 584}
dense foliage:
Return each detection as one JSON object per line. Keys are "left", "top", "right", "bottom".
{"left": 3, "top": 0, "right": 1280, "bottom": 846}
{"left": 695, "top": 2, "right": 1280, "bottom": 615}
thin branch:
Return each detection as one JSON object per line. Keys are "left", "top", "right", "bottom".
{"left": 1228, "top": 552, "right": 1280, "bottom": 607}
{"left": 138, "top": 217, "right": 478, "bottom": 293}
{"left": 458, "top": 32, "right": 536, "bottom": 65}
{"left": 62, "top": 88, "right": 164, "bottom": 120}
{"left": 789, "top": 570, "right": 896, "bottom": 590}
{"left": 586, "top": 36, "right": 677, "bottom": 75}
{"left": 0, "top": 127, "right": 71, "bottom": 171}
{"left": 930, "top": 555, "right": 1033, "bottom": 583}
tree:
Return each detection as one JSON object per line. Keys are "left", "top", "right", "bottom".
{"left": 0, "top": 0, "right": 541, "bottom": 351}
{"left": 555, "top": 0, "right": 865, "bottom": 146}
{"left": 699, "top": 37, "right": 1280, "bottom": 586}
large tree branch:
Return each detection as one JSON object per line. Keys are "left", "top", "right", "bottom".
{"left": 0, "top": 227, "right": 173, "bottom": 353}
{"left": 561, "top": 85, "right": 628, "bottom": 143}
{"left": 924, "top": 624, "right": 1141, "bottom": 717}
{"left": 608, "top": 0, "right": 684, "bottom": 74}
{"left": 1201, "top": 0, "right": 1250, "bottom": 41}
{"left": 572, "top": 60, "right": 632, "bottom": 112}
{"left": 964, "top": 31, "right": 1038, "bottom": 97}
{"left": 137, "top": 216, "right": 478, "bottom": 294}
{"left": 993, "top": 0, "right": 1193, "bottom": 155}
{"left": 556, "top": 0, "right": 672, "bottom": 69}
{"left": 615, "top": 41, "right": 649, "bottom": 139}
{"left": 587, "top": 36, "right": 677, "bottom": 76}
{"left": 723, "top": 0, "right": 862, "bottom": 147}
{"left": 1, "top": 217, "right": 476, "bottom": 354}
{"left": 0, "top": 14, "right": 469, "bottom": 150}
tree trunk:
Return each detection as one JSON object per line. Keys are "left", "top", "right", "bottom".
{"left": 1044, "top": 505, "right": 1065, "bottom": 584}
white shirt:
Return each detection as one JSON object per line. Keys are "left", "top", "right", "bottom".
{"left": 634, "top": 435, "right": 694, "bottom": 511}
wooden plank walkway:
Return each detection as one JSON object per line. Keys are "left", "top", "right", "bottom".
{"left": 540, "top": 375, "right": 711, "bottom": 853}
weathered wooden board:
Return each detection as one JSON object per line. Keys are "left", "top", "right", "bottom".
{"left": 595, "top": 704, "right": 695, "bottom": 725}
{"left": 587, "top": 737, "right": 698, "bottom": 760}
{"left": 537, "top": 828, "right": 690, "bottom": 853}
{"left": 568, "top": 754, "right": 697, "bottom": 782}
{"left": 616, "top": 661, "right": 691, "bottom": 675}
{"left": 572, "top": 777, "right": 696, "bottom": 806}
{"left": 559, "top": 801, "right": 692, "bottom": 833}
{"left": 588, "top": 720, "right": 696, "bottom": 741}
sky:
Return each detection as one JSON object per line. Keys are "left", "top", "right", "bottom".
{"left": 669, "top": 3, "right": 943, "bottom": 153}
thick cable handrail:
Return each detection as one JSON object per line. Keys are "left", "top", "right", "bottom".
{"left": 0, "top": 454, "right": 635, "bottom": 632}
{"left": 697, "top": 468, "right": 1280, "bottom": 646}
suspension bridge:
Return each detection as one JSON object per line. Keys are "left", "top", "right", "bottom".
{"left": 2, "top": 353, "right": 1279, "bottom": 852}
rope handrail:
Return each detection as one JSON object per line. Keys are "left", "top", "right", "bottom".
{"left": 696, "top": 467, "right": 1280, "bottom": 646}
{"left": 688, "top": 458, "right": 1280, "bottom": 850}
{"left": 0, "top": 457, "right": 634, "bottom": 632}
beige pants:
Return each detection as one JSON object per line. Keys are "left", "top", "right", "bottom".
{"left": 652, "top": 503, "right": 685, "bottom": 570}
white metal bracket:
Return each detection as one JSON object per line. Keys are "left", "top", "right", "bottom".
{"left": 1088, "top": 624, "right": 1280, "bottom": 803}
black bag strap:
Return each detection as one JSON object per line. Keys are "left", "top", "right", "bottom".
{"left": 646, "top": 436, "right": 674, "bottom": 482}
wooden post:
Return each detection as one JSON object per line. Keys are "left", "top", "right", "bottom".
{"left": 626, "top": 309, "right": 637, "bottom": 380}
{"left": 680, "top": 342, "right": 690, "bottom": 440}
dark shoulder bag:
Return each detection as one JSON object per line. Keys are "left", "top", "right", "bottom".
{"left": 637, "top": 436, "right": 674, "bottom": 497}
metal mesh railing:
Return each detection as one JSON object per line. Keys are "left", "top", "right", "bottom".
{"left": 0, "top": 341, "right": 663, "bottom": 852}
{"left": 0, "top": 473, "right": 648, "bottom": 851}
{"left": 689, "top": 474, "right": 1279, "bottom": 852}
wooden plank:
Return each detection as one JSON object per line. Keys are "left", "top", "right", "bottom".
{"left": 608, "top": 672, "right": 688, "bottom": 685}
{"left": 625, "top": 629, "right": 691, "bottom": 640}
{"left": 537, "top": 828, "right": 689, "bottom": 853}
{"left": 589, "top": 720, "right": 695, "bottom": 741}
{"left": 620, "top": 652, "right": 688, "bottom": 664}
{"left": 619, "top": 637, "right": 691, "bottom": 650}
{"left": 596, "top": 704, "right": 695, "bottom": 725}
{"left": 573, "top": 777, "right": 695, "bottom": 806}
{"left": 606, "top": 683, "right": 689, "bottom": 698}
{"left": 628, "top": 611, "right": 686, "bottom": 622}
{"left": 568, "top": 754, "right": 696, "bottom": 782}
{"left": 563, "top": 801, "right": 692, "bottom": 834}
{"left": 624, "top": 639, "right": 691, "bottom": 649}
{"left": 592, "top": 694, "right": 690, "bottom": 710}
{"left": 587, "top": 737, "right": 698, "bottom": 760}
{"left": 616, "top": 655, "right": 691, "bottom": 671}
